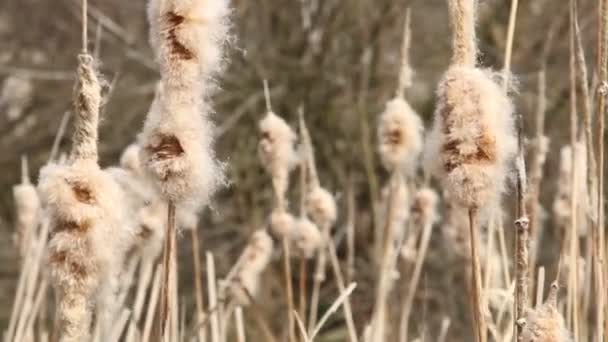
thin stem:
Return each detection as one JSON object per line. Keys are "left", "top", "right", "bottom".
{"left": 398, "top": 220, "right": 434, "bottom": 342}
{"left": 299, "top": 257, "right": 308, "bottom": 335}
{"left": 596, "top": 0, "right": 608, "bottom": 338}
{"left": 159, "top": 201, "right": 177, "bottom": 339}
{"left": 568, "top": 2, "right": 580, "bottom": 336}
{"left": 307, "top": 248, "right": 325, "bottom": 335}
{"left": 346, "top": 178, "right": 356, "bottom": 284}
{"left": 468, "top": 208, "right": 486, "bottom": 342}
{"left": 82, "top": 0, "right": 88, "bottom": 53}
{"left": 191, "top": 228, "right": 206, "bottom": 342}
{"left": 325, "top": 233, "right": 359, "bottom": 342}
{"left": 263, "top": 80, "right": 272, "bottom": 113}
{"left": 48, "top": 111, "right": 71, "bottom": 163}
{"left": 502, "top": 0, "right": 519, "bottom": 91}
{"left": 282, "top": 238, "right": 296, "bottom": 342}
{"left": 395, "top": 7, "right": 412, "bottom": 97}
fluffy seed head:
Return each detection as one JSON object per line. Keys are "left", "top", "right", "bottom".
{"left": 291, "top": 217, "right": 322, "bottom": 259}
{"left": 148, "top": 0, "right": 230, "bottom": 89}
{"left": 377, "top": 97, "right": 423, "bottom": 173}
{"left": 228, "top": 230, "right": 273, "bottom": 306}
{"left": 258, "top": 111, "right": 298, "bottom": 206}
{"left": 141, "top": 0, "right": 229, "bottom": 207}
{"left": 426, "top": 66, "right": 516, "bottom": 209}
{"left": 522, "top": 282, "right": 571, "bottom": 342}
{"left": 269, "top": 209, "right": 295, "bottom": 240}
{"left": 38, "top": 54, "right": 135, "bottom": 342}
{"left": 139, "top": 84, "right": 222, "bottom": 207}
{"left": 305, "top": 186, "right": 337, "bottom": 229}
{"left": 411, "top": 187, "right": 439, "bottom": 226}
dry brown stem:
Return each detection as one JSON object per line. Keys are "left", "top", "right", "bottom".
{"left": 158, "top": 201, "right": 177, "bottom": 339}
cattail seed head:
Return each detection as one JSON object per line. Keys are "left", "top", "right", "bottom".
{"left": 410, "top": 187, "right": 439, "bottom": 226}
{"left": 39, "top": 54, "right": 135, "bottom": 342}
{"left": 228, "top": 230, "right": 273, "bottom": 306}
{"left": 522, "top": 282, "right": 571, "bottom": 342}
{"left": 269, "top": 209, "right": 295, "bottom": 240}
{"left": 258, "top": 111, "right": 298, "bottom": 207}
{"left": 148, "top": 0, "right": 230, "bottom": 88}
{"left": 305, "top": 185, "right": 337, "bottom": 229}
{"left": 377, "top": 97, "right": 423, "bottom": 173}
{"left": 141, "top": 0, "right": 229, "bottom": 207}
{"left": 70, "top": 54, "right": 102, "bottom": 164}
{"left": 427, "top": 66, "right": 516, "bottom": 209}
{"left": 291, "top": 217, "right": 322, "bottom": 259}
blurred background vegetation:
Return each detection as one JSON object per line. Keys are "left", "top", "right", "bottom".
{"left": 0, "top": 0, "right": 601, "bottom": 339}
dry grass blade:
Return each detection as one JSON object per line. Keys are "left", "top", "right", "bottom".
{"left": 309, "top": 282, "right": 357, "bottom": 340}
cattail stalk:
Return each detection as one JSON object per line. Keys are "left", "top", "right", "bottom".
{"left": 346, "top": 179, "right": 356, "bottom": 284}
{"left": 398, "top": 217, "right": 434, "bottom": 342}
{"left": 370, "top": 174, "right": 401, "bottom": 342}
{"left": 142, "top": 266, "right": 161, "bottom": 342}
{"left": 82, "top": 0, "right": 87, "bottom": 53}
{"left": 207, "top": 252, "right": 221, "bottom": 342}
{"left": 159, "top": 202, "right": 177, "bottom": 338}
{"left": 395, "top": 8, "right": 412, "bottom": 98}
{"left": 535, "top": 267, "right": 545, "bottom": 309}
{"left": 191, "top": 228, "right": 206, "bottom": 342}
{"left": 567, "top": 3, "right": 580, "bottom": 337}
{"left": 235, "top": 306, "right": 246, "bottom": 342}
{"left": 527, "top": 70, "right": 548, "bottom": 282}
{"left": 595, "top": 0, "right": 608, "bottom": 339}
{"left": 468, "top": 209, "right": 486, "bottom": 342}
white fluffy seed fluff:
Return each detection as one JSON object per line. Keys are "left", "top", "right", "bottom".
{"left": 147, "top": 0, "right": 230, "bottom": 85}
{"left": 269, "top": 208, "right": 295, "bottom": 240}
{"left": 229, "top": 230, "right": 274, "bottom": 306}
{"left": 111, "top": 143, "right": 199, "bottom": 260}
{"left": 426, "top": 66, "right": 517, "bottom": 209}
{"left": 522, "top": 282, "right": 572, "bottom": 342}
{"left": 0, "top": 75, "right": 33, "bottom": 121}
{"left": 291, "top": 217, "right": 322, "bottom": 259}
{"left": 305, "top": 185, "right": 337, "bottom": 230}
{"left": 140, "top": 0, "right": 229, "bottom": 207}
{"left": 377, "top": 97, "right": 423, "bottom": 173}
{"left": 38, "top": 55, "right": 135, "bottom": 342}
{"left": 258, "top": 111, "right": 298, "bottom": 208}
{"left": 120, "top": 143, "right": 144, "bottom": 175}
